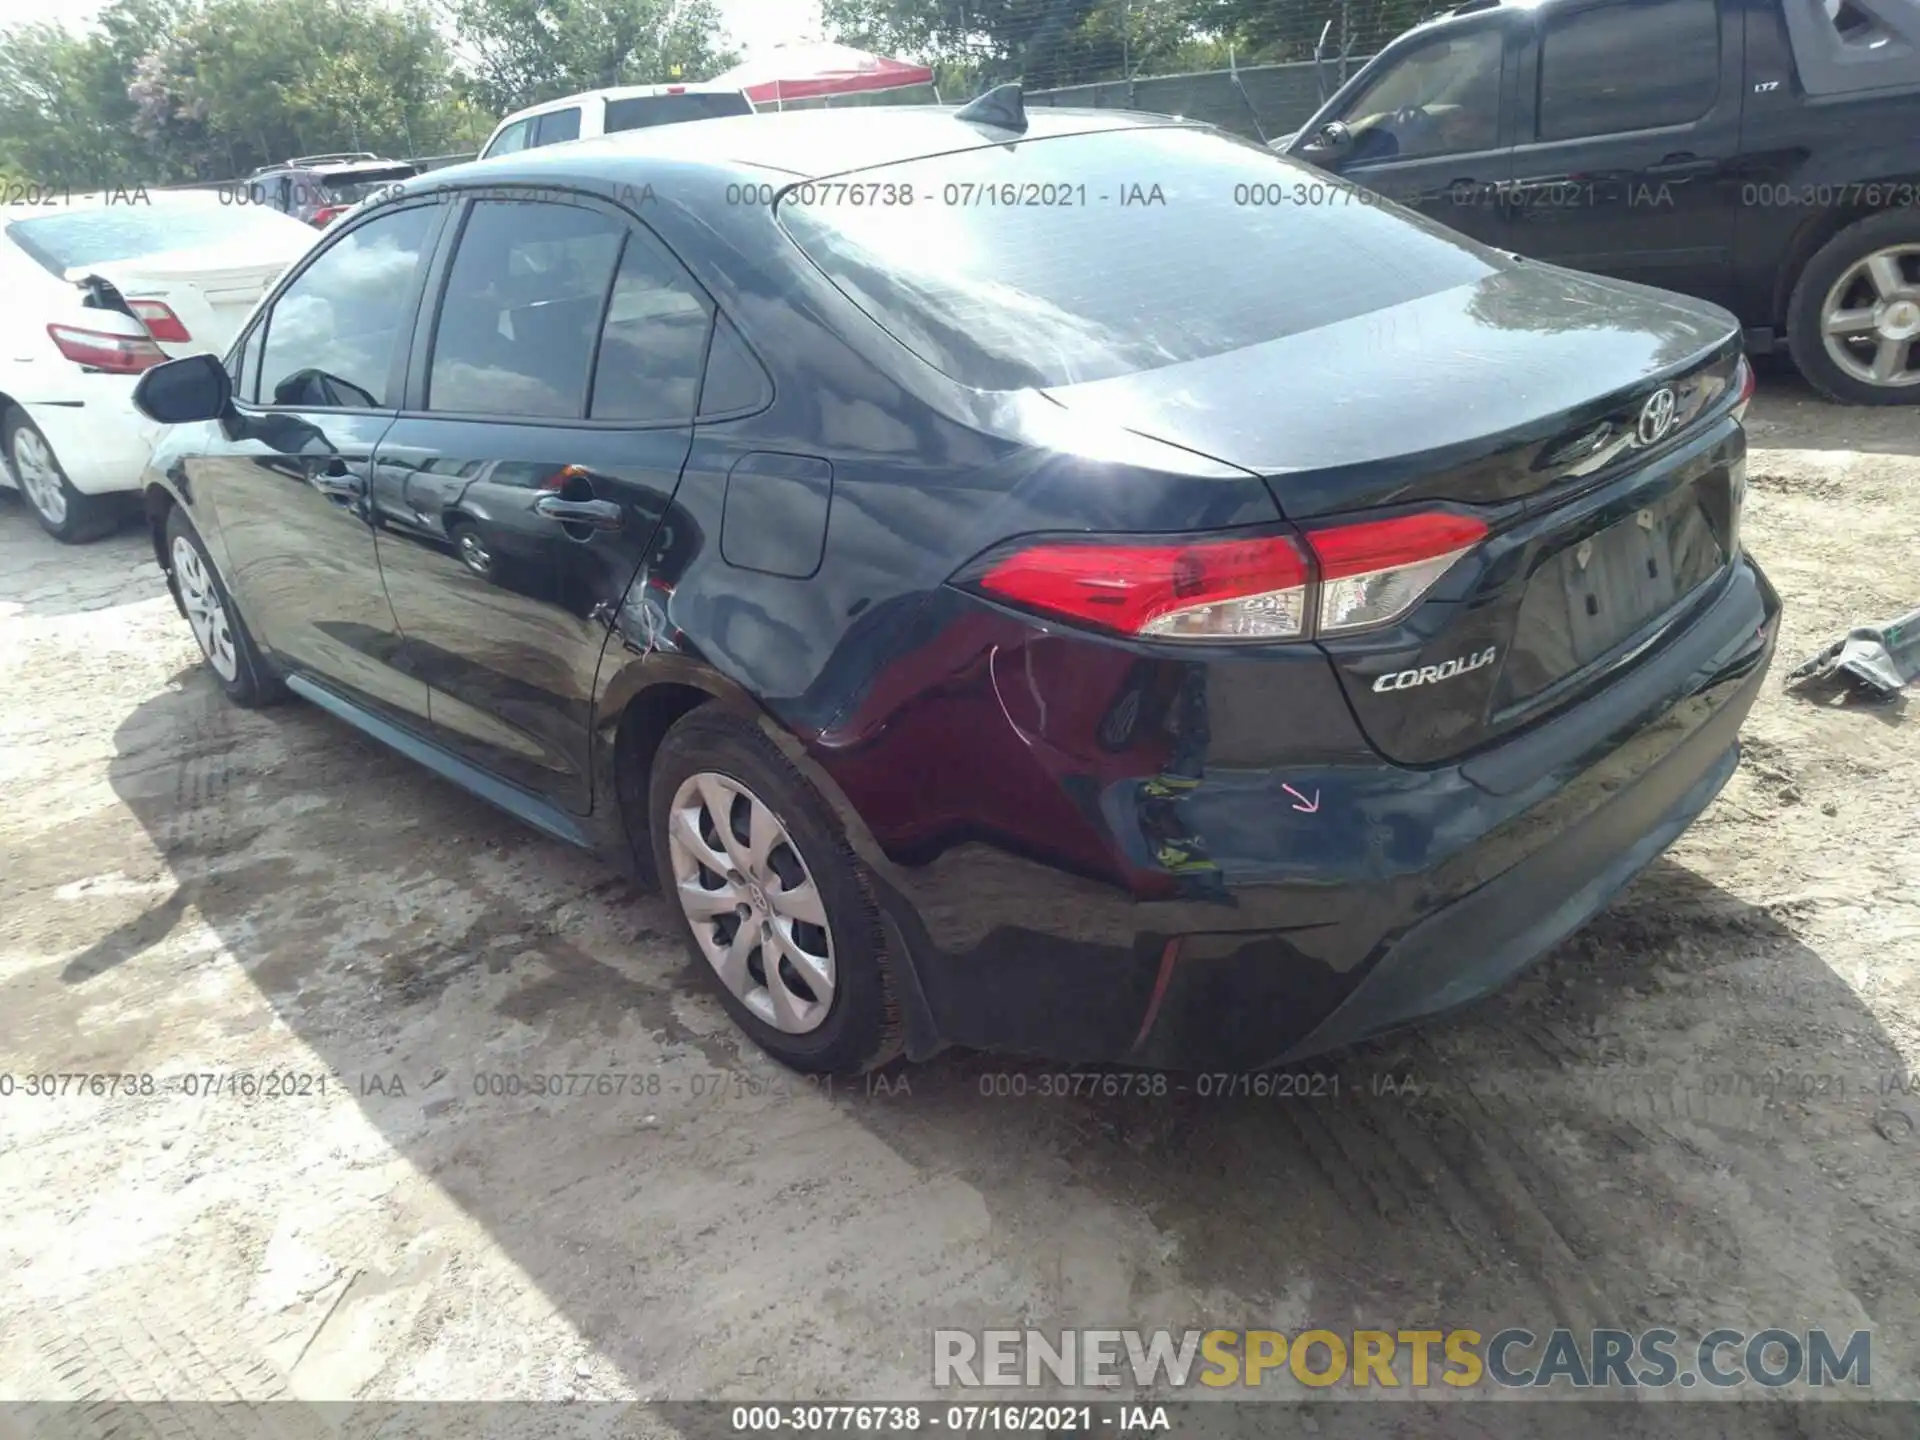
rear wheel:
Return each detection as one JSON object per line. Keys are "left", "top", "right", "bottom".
{"left": 165, "top": 507, "right": 286, "bottom": 708}
{"left": 1787, "top": 212, "right": 1920, "bottom": 405}
{"left": 4, "top": 409, "right": 123, "bottom": 543}
{"left": 650, "top": 707, "right": 903, "bottom": 1075}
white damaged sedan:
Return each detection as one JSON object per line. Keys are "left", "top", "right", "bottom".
{"left": 1, "top": 188, "right": 319, "bottom": 541}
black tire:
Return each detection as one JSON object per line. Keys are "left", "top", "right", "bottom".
{"left": 649, "top": 706, "right": 904, "bottom": 1075}
{"left": 163, "top": 506, "right": 287, "bottom": 708}
{"left": 3, "top": 408, "right": 124, "bottom": 543}
{"left": 1786, "top": 210, "right": 1920, "bottom": 406}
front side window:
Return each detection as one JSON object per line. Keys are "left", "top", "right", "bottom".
{"left": 256, "top": 202, "right": 435, "bottom": 409}
{"left": 589, "top": 230, "right": 713, "bottom": 422}
{"left": 1538, "top": 0, "right": 1720, "bottom": 141}
{"left": 486, "top": 119, "right": 532, "bottom": 158}
{"left": 427, "top": 199, "right": 626, "bottom": 417}
{"left": 1335, "top": 28, "right": 1505, "bottom": 163}
{"left": 534, "top": 107, "right": 583, "bottom": 147}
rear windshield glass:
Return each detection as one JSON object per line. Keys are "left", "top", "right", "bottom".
{"left": 777, "top": 125, "right": 1498, "bottom": 390}
{"left": 5, "top": 203, "right": 309, "bottom": 274}
{"left": 605, "top": 93, "right": 754, "bottom": 131}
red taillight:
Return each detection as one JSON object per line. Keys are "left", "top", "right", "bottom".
{"left": 46, "top": 322, "right": 168, "bottom": 374}
{"left": 1303, "top": 511, "right": 1488, "bottom": 634}
{"left": 1731, "top": 354, "right": 1756, "bottom": 423}
{"left": 667, "top": 85, "right": 687, "bottom": 94}
{"left": 977, "top": 533, "right": 1312, "bottom": 640}
{"left": 311, "top": 205, "right": 347, "bottom": 226}
{"left": 969, "top": 510, "right": 1487, "bottom": 643}
{"left": 127, "top": 299, "right": 191, "bottom": 343}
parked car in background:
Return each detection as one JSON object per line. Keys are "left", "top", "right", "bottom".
{"left": 478, "top": 83, "right": 756, "bottom": 160}
{"left": 130, "top": 103, "right": 1773, "bottom": 1077}
{"left": 0, "top": 191, "right": 318, "bottom": 541}
{"left": 246, "top": 154, "right": 424, "bottom": 227}
{"left": 1281, "top": 0, "right": 1920, "bottom": 404}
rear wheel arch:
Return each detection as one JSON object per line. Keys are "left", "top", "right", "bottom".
{"left": 0, "top": 391, "right": 15, "bottom": 488}
{"left": 610, "top": 680, "right": 725, "bottom": 888}
{"left": 144, "top": 484, "right": 177, "bottom": 576}
{"left": 1771, "top": 192, "right": 1918, "bottom": 325}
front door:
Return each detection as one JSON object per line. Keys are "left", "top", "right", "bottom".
{"left": 187, "top": 199, "right": 445, "bottom": 724}
{"left": 372, "top": 193, "right": 712, "bottom": 813}
{"left": 1302, "top": 19, "right": 1518, "bottom": 246}
{"left": 1503, "top": 0, "right": 1743, "bottom": 307}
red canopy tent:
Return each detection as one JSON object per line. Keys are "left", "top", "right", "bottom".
{"left": 710, "top": 42, "right": 939, "bottom": 109}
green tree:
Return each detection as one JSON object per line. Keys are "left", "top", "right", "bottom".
{"left": 821, "top": 0, "right": 1113, "bottom": 88}
{"left": 445, "top": 0, "right": 739, "bottom": 117}
{"left": 141, "top": 0, "right": 469, "bottom": 174}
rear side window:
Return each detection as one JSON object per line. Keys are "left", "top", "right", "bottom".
{"left": 605, "top": 93, "right": 754, "bottom": 131}
{"left": 486, "top": 119, "right": 532, "bottom": 158}
{"left": 534, "top": 107, "right": 583, "bottom": 147}
{"left": 256, "top": 202, "right": 435, "bottom": 409}
{"left": 428, "top": 199, "right": 626, "bottom": 417}
{"left": 1538, "top": 0, "right": 1721, "bottom": 141}
{"left": 778, "top": 126, "right": 1497, "bottom": 391}
{"left": 588, "top": 230, "right": 713, "bottom": 422}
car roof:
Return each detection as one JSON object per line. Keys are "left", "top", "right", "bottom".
{"left": 459, "top": 104, "right": 1197, "bottom": 185}
{"left": 495, "top": 81, "right": 746, "bottom": 128}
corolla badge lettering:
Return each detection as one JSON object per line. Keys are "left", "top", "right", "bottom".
{"left": 1372, "top": 646, "right": 1500, "bottom": 693}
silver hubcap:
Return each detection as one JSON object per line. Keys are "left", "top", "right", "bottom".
{"left": 458, "top": 531, "right": 491, "bottom": 573}
{"left": 171, "top": 535, "right": 240, "bottom": 682}
{"left": 1821, "top": 244, "right": 1920, "bottom": 389}
{"left": 667, "top": 772, "right": 835, "bottom": 1034}
{"left": 12, "top": 427, "right": 67, "bottom": 526}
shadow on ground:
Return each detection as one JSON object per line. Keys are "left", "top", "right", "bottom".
{"left": 7, "top": 660, "right": 1902, "bottom": 1436}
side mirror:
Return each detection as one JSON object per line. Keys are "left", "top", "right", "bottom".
{"left": 1303, "top": 120, "right": 1353, "bottom": 161}
{"left": 133, "top": 352, "right": 232, "bottom": 425}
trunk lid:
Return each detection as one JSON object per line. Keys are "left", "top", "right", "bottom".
{"left": 72, "top": 240, "right": 301, "bottom": 358}
{"left": 1043, "top": 264, "right": 1748, "bottom": 765}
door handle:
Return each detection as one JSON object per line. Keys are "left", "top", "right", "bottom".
{"left": 533, "top": 494, "right": 624, "bottom": 531}
{"left": 1645, "top": 154, "right": 1716, "bottom": 179}
{"left": 312, "top": 460, "right": 364, "bottom": 498}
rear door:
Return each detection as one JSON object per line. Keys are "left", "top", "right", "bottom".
{"left": 1302, "top": 17, "right": 1519, "bottom": 245}
{"left": 370, "top": 190, "right": 711, "bottom": 812}
{"left": 1504, "top": 0, "right": 1744, "bottom": 306}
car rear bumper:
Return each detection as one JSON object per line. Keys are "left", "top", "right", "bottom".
{"left": 16, "top": 386, "right": 159, "bottom": 496}
{"left": 854, "top": 556, "right": 1779, "bottom": 1070}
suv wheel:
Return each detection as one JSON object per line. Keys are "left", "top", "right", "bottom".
{"left": 650, "top": 707, "right": 904, "bottom": 1075}
{"left": 4, "top": 409, "right": 122, "bottom": 543}
{"left": 1787, "top": 212, "right": 1920, "bottom": 405}
{"left": 165, "top": 507, "right": 286, "bottom": 707}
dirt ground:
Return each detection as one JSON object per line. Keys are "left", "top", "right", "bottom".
{"left": 1, "top": 372, "right": 1916, "bottom": 1436}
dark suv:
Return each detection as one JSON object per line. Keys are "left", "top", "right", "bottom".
{"left": 1283, "top": 0, "right": 1920, "bottom": 404}
{"left": 245, "top": 154, "right": 425, "bottom": 228}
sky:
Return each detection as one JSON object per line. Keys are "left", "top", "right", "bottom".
{"left": 0, "top": 0, "right": 823, "bottom": 60}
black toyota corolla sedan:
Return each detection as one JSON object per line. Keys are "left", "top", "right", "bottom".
{"left": 130, "top": 95, "right": 1777, "bottom": 1076}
